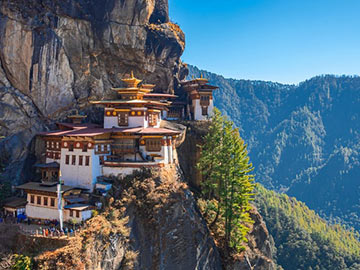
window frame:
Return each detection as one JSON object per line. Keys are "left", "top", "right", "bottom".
{"left": 201, "top": 106, "right": 208, "bottom": 116}
{"left": 43, "top": 196, "right": 48, "bottom": 206}
{"left": 146, "top": 139, "right": 162, "bottom": 152}
{"left": 118, "top": 112, "right": 129, "bottom": 126}
{"left": 79, "top": 155, "right": 83, "bottom": 166}
{"left": 50, "top": 198, "right": 55, "bottom": 207}
{"left": 69, "top": 142, "right": 74, "bottom": 152}
{"left": 72, "top": 155, "right": 76, "bottom": 165}
{"left": 85, "top": 156, "right": 90, "bottom": 166}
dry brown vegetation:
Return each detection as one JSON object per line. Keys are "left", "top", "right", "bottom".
{"left": 35, "top": 213, "right": 130, "bottom": 270}
{"left": 34, "top": 167, "right": 187, "bottom": 269}
{"left": 111, "top": 167, "right": 187, "bottom": 226}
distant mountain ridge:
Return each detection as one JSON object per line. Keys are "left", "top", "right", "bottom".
{"left": 187, "top": 65, "right": 360, "bottom": 230}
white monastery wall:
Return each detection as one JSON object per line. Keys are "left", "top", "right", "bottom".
{"left": 104, "top": 116, "right": 118, "bottom": 129}
{"left": 208, "top": 99, "right": 214, "bottom": 117}
{"left": 192, "top": 99, "right": 204, "bottom": 120}
{"left": 26, "top": 204, "right": 60, "bottom": 220}
{"left": 128, "top": 115, "right": 148, "bottom": 128}
{"left": 60, "top": 148, "right": 100, "bottom": 191}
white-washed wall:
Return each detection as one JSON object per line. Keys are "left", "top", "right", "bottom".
{"left": 60, "top": 148, "right": 99, "bottom": 191}
{"left": 26, "top": 204, "right": 60, "bottom": 220}
{"left": 104, "top": 116, "right": 118, "bottom": 128}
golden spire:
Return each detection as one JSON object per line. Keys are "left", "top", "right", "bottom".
{"left": 67, "top": 109, "right": 86, "bottom": 124}
{"left": 121, "top": 71, "right": 142, "bottom": 88}
{"left": 200, "top": 73, "right": 203, "bottom": 78}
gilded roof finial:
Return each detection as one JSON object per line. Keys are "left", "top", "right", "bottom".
{"left": 131, "top": 70, "right": 135, "bottom": 79}
{"left": 200, "top": 73, "right": 203, "bottom": 78}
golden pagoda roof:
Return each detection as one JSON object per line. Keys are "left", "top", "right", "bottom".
{"left": 90, "top": 100, "right": 171, "bottom": 106}
{"left": 67, "top": 110, "right": 87, "bottom": 119}
{"left": 141, "top": 84, "right": 156, "bottom": 90}
{"left": 121, "top": 71, "right": 142, "bottom": 88}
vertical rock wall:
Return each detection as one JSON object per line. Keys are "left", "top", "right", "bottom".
{"left": 0, "top": 0, "right": 187, "bottom": 183}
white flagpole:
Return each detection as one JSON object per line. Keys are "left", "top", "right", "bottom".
{"left": 58, "top": 171, "right": 63, "bottom": 231}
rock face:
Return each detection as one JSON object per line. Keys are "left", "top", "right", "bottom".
{"left": 126, "top": 168, "right": 222, "bottom": 270}
{"left": 227, "top": 209, "right": 275, "bottom": 270}
{"left": 30, "top": 168, "right": 275, "bottom": 270}
{"left": 0, "top": 0, "right": 186, "bottom": 183}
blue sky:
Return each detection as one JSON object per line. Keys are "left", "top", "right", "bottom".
{"left": 169, "top": 0, "right": 360, "bottom": 84}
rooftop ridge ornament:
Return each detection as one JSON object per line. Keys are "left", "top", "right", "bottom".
{"left": 121, "top": 71, "right": 142, "bottom": 88}
{"left": 67, "top": 109, "right": 87, "bottom": 124}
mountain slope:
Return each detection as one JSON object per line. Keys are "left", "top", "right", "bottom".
{"left": 188, "top": 65, "right": 360, "bottom": 230}
{"left": 255, "top": 184, "right": 360, "bottom": 270}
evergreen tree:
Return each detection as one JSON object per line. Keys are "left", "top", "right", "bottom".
{"left": 198, "top": 108, "right": 255, "bottom": 251}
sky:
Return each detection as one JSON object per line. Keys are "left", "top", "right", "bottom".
{"left": 169, "top": 0, "right": 360, "bottom": 84}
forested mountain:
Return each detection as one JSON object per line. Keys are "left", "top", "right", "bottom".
{"left": 255, "top": 184, "right": 360, "bottom": 270}
{"left": 188, "top": 65, "right": 360, "bottom": 230}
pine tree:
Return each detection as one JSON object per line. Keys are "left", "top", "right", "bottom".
{"left": 198, "top": 108, "right": 255, "bottom": 251}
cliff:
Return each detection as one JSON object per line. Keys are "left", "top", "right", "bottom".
{"left": 1, "top": 167, "right": 274, "bottom": 270}
{"left": 0, "top": 1, "right": 276, "bottom": 269}
{"left": 0, "top": 0, "right": 187, "bottom": 183}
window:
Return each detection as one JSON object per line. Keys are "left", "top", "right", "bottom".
{"left": 200, "top": 95, "right": 210, "bottom": 106}
{"left": 69, "top": 142, "right": 74, "bottom": 152}
{"left": 85, "top": 156, "right": 90, "bottom": 166}
{"left": 43, "top": 197, "right": 48, "bottom": 206}
{"left": 148, "top": 113, "right": 158, "bottom": 126}
{"left": 118, "top": 112, "right": 129, "bottom": 126}
{"left": 37, "top": 196, "right": 41, "bottom": 205}
{"left": 146, "top": 139, "right": 162, "bottom": 152}
{"left": 82, "top": 143, "right": 87, "bottom": 152}
{"left": 70, "top": 209, "right": 73, "bottom": 217}
{"left": 79, "top": 155, "right": 83, "bottom": 166}
{"left": 76, "top": 210, "right": 80, "bottom": 218}
{"left": 65, "top": 155, "right": 70, "bottom": 165}
{"left": 99, "top": 156, "right": 104, "bottom": 165}
{"left": 72, "top": 155, "right": 76, "bottom": 165}
{"left": 50, "top": 198, "right": 55, "bottom": 207}
{"left": 56, "top": 142, "right": 59, "bottom": 149}
{"left": 30, "top": 195, "right": 35, "bottom": 204}
{"left": 104, "top": 144, "right": 108, "bottom": 152}
{"left": 202, "top": 106, "right": 208, "bottom": 116}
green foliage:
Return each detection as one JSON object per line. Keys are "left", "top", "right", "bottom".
{"left": 12, "top": 255, "right": 33, "bottom": 270}
{"left": 255, "top": 184, "right": 360, "bottom": 270}
{"left": 91, "top": 209, "right": 99, "bottom": 217}
{"left": 197, "top": 108, "right": 255, "bottom": 252}
{"left": 188, "top": 65, "right": 360, "bottom": 232}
